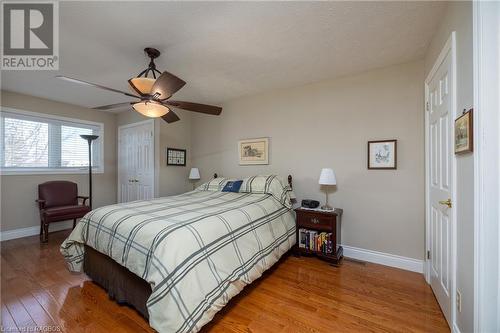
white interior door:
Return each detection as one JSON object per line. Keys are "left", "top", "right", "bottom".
{"left": 427, "top": 44, "right": 454, "bottom": 325}
{"left": 118, "top": 121, "right": 154, "bottom": 203}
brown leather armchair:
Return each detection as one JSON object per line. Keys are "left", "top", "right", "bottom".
{"left": 36, "top": 181, "right": 91, "bottom": 243}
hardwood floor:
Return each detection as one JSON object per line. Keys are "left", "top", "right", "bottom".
{"left": 1, "top": 230, "right": 449, "bottom": 333}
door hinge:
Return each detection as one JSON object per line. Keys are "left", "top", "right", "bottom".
{"left": 426, "top": 102, "right": 430, "bottom": 111}
{"left": 427, "top": 250, "right": 431, "bottom": 260}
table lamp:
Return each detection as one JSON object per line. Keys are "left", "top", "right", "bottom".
{"left": 189, "top": 168, "right": 201, "bottom": 190}
{"left": 319, "top": 168, "right": 336, "bottom": 210}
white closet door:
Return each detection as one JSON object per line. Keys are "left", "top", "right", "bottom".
{"left": 118, "top": 121, "right": 154, "bottom": 203}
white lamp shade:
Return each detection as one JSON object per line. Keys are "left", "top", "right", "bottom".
{"left": 319, "top": 168, "right": 337, "bottom": 185}
{"left": 189, "top": 168, "right": 201, "bottom": 180}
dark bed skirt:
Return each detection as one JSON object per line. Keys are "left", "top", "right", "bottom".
{"left": 83, "top": 245, "right": 152, "bottom": 319}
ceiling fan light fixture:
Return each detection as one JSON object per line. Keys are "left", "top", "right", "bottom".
{"left": 129, "top": 77, "right": 156, "bottom": 95}
{"left": 132, "top": 101, "right": 170, "bottom": 118}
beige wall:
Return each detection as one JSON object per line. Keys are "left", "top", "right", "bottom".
{"left": 0, "top": 91, "right": 117, "bottom": 231}
{"left": 116, "top": 109, "right": 192, "bottom": 197}
{"left": 191, "top": 60, "right": 425, "bottom": 260}
{"left": 424, "top": 2, "right": 474, "bottom": 332}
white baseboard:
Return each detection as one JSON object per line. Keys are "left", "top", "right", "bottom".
{"left": 341, "top": 244, "right": 424, "bottom": 273}
{"left": 0, "top": 221, "right": 73, "bottom": 241}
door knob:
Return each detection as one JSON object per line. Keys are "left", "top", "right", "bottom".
{"left": 439, "top": 198, "right": 452, "bottom": 208}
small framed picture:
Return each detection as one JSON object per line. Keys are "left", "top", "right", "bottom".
{"left": 455, "top": 109, "right": 473, "bottom": 154}
{"left": 166, "top": 148, "right": 186, "bottom": 166}
{"left": 238, "top": 137, "right": 269, "bottom": 165}
{"left": 368, "top": 140, "right": 397, "bottom": 169}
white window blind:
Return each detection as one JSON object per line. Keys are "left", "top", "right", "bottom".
{"left": 0, "top": 109, "right": 104, "bottom": 174}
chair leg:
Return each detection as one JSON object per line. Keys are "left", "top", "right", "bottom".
{"left": 42, "top": 223, "right": 49, "bottom": 243}
{"left": 39, "top": 221, "right": 43, "bottom": 241}
{"left": 73, "top": 218, "right": 77, "bottom": 229}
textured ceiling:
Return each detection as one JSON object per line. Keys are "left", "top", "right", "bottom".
{"left": 1, "top": 1, "right": 446, "bottom": 111}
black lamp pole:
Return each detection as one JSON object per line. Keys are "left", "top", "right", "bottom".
{"left": 80, "top": 135, "right": 99, "bottom": 209}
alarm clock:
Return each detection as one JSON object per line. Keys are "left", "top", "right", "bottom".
{"left": 301, "top": 199, "right": 320, "bottom": 209}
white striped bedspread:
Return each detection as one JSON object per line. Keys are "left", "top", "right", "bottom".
{"left": 61, "top": 189, "right": 296, "bottom": 332}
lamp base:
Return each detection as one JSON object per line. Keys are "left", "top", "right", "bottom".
{"left": 321, "top": 204, "right": 333, "bottom": 211}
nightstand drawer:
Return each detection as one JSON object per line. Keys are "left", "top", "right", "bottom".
{"left": 297, "top": 211, "right": 333, "bottom": 229}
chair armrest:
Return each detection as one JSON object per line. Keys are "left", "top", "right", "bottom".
{"left": 77, "top": 196, "right": 89, "bottom": 206}
{"left": 35, "top": 199, "right": 46, "bottom": 210}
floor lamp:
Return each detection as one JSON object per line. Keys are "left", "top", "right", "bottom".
{"left": 80, "top": 135, "right": 99, "bottom": 209}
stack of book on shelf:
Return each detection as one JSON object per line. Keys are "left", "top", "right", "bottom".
{"left": 298, "top": 229, "right": 333, "bottom": 254}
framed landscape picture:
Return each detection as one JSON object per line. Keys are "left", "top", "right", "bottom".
{"left": 368, "top": 139, "right": 397, "bottom": 169}
{"left": 454, "top": 109, "right": 473, "bottom": 154}
{"left": 238, "top": 137, "right": 269, "bottom": 165}
{"left": 166, "top": 147, "right": 186, "bottom": 166}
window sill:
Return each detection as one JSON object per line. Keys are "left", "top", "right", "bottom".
{"left": 0, "top": 168, "right": 104, "bottom": 176}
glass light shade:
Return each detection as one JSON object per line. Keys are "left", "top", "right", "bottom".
{"left": 132, "top": 101, "right": 169, "bottom": 118}
{"left": 129, "top": 77, "right": 156, "bottom": 94}
{"left": 189, "top": 168, "right": 201, "bottom": 180}
{"left": 318, "top": 168, "right": 337, "bottom": 185}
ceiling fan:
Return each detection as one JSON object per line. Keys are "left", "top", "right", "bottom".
{"left": 56, "top": 47, "right": 222, "bottom": 123}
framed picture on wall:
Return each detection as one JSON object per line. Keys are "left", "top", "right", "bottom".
{"left": 367, "top": 139, "right": 397, "bottom": 169}
{"left": 166, "top": 147, "right": 186, "bottom": 166}
{"left": 238, "top": 137, "right": 269, "bottom": 165}
{"left": 454, "top": 109, "right": 473, "bottom": 154}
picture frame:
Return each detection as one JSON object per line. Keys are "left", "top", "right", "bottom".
{"left": 238, "top": 137, "right": 269, "bottom": 165}
{"left": 367, "top": 139, "right": 397, "bottom": 169}
{"left": 454, "top": 109, "right": 473, "bottom": 154}
{"left": 166, "top": 147, "right": 186, "bottom": 166}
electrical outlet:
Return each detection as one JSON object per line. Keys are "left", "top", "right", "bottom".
{"left": 456, "top": 290, "right": 462, "bottom": 313}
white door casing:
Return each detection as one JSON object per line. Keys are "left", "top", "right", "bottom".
{"left": 425, "top": 32, "right": 457, "bottom": 329}
{"left": 473, "top": 2, "right": 500, "bottom": 332}
{"left": 118, "top": 120, "right": 155, "bottom": 203}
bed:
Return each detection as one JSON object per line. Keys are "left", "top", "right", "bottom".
{"left": 61, "top": 175, "right": 296, "bottom": 333}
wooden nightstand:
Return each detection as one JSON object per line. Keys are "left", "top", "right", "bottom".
{"left": 294, "top": 207, "right": 343, "bottom": 265}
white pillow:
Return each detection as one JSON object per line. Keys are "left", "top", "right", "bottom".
{"left": 196, "top": 178, "right": 230, "bottom": 191}
{"left": 239, "top": 175, "right": 293, "bottom": 208}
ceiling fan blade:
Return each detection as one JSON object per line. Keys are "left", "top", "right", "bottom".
{"left": 161, "top": 109, "right": 180, "bottom": 123}
{"left": 56, "top": 75, "right": 140, "bottom": 99}
{"left": 93, "top": 102, "right": 133, "bottom": 111}
{"left": 164, "top": 100, "right": 222, "bottom": 115}
{"left": 151, "top": 71, "right": 186, "bottom": 99}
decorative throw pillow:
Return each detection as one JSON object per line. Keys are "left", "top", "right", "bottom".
{"left": 222, "top": 180, "right": 243, "bottom": 193}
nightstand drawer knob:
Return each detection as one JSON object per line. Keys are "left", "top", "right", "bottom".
{"left": 311, "top": 218, "right": 320, "bottom": 224}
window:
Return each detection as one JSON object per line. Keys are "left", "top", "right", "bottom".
{"left": 0, "top": 108, "right": 104, "bottom": 174}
